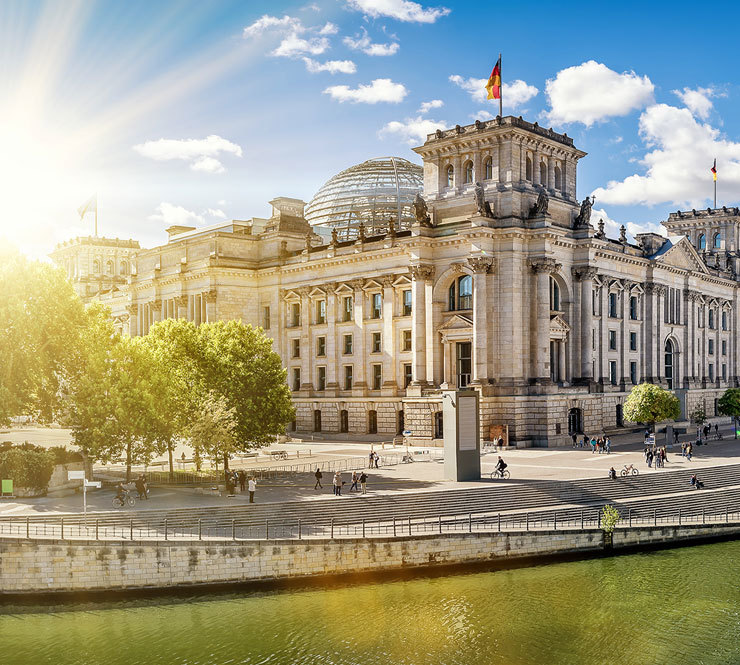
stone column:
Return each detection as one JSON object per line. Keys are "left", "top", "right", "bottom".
{"left": 573, "top": 267, "right": 597, "bottom": 383}
{"left": 205, "top": 290, "right": 217, "bottom": 323}
{"left": 176, "top": 295, "right": 188, "bottom": 320}
{"left": 473, "top": 151, "right": 483, "bottom": 186}
{"left": 468, "top": 255, "right": 495, "bottom": 384}
{"left": 127, "top": 304, "right": 139, "bottom": 337}
{"left": 655, "top": 286, "right": 665, "bottom": 382}
{"left": 645, "top": 283, "right": 657, "bottom": 381}
{"left": 519, "top": 139, "right": 527, "bottom": 183}
{"left": 326, "top": 283, "right": 338, "bottom": 392}
{"left": 409, "top": 264, "right": 435, "bottom": 387}
{"left": 683, "top": 290, "right": 694, "bottom": 385}
{"left": 559, "top": 340, "right": 567, "bottom": 383}
{"left": 599, "top": 280, "right": 610, "bottom": 384}
{"left": 547, "top": 156, "right": 555, "bottom": 191}
{"left": 528, "top": 258, "right": 560, "bottom": 382}
{"left": 381, "top": 275, "right": 397, "bottom": 395}
{"left": 620, "top": 282, "right": 630, "bottom": 385}
{"left": 151, "top": 302, "right": 162, "bottom": 329}
{"left": 533, "top": 147, "right": 541, "bottom": 186}
{"left": 716, "top": 308, "right": 722, "bottom": 386}
{"left": 350, "top": 280, "right": 367, "bottom": 392}
{"left": 442, "top": 340, "right": 453, "bottom": 386}
{"left": 298, "top": 287, "right": 312, "bottom": 392}
{"left": 452, "top": 154, "right": 462, "bottom": 191}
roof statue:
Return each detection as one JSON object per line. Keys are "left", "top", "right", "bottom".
{"left": 413, "top": 193, "right": 431, "bottom": 226}
{"left": 530, "top": 189, "right": 549, "bottom": 217}
{"left": 574, "top": 196, "right": 594, "bottom": 228}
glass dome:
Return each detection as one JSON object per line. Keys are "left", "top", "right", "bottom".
{"left": 304, "top": 156, "right": 423, "bottom": 241}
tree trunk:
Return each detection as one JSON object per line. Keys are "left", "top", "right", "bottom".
{"left": 223, "top": 452, "right": 229, "bottom": 471}
{"left": 126, "top": 443, "right": 132, "bottom": 482}
{"left": 168, "top": 442, "right": 174, "bottom": 478}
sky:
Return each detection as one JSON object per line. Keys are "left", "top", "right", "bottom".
{"left": 2, "top": 0, "right": 740, "bottom": 259}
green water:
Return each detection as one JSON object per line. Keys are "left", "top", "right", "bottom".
{"left": 2, "top": 542, "right": 740, "bottom": 665}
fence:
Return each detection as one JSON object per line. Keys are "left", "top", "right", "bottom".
{"left": 1, "top": 505, "right": 738, "bottom": 544}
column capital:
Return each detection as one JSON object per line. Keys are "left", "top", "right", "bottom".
{"left": 409, "top": 263, "right": 435, "bottom": 281}
{"left": 528, "top": 257, "right": 561, "bottom": 274}
{"left": 348, "top": 279, "right": 365, "bottom": 291}
{"left": 296, "top": 286, "right": 312, "bottom": 297}
{"left": 467, "top": 255, "right": 495, "bottom": 274}
{"left": 571, "top": 266, "right": 598, "bottom": 281}
{"left": 381, "top": 274, "right": 396, "bottom": 288}
{"left": 126, "top": 303, "right": 138, "bottom": 315}
{"left": 645, "top": 282, "right": 667, "bottom": 296}
{"left": 205, "top": 290, "right": 218, "bottom": 304}
{"left": 149, "top": 301, "right": 161, "bottom": 313}
{"left": 175, "top": 295, "right": 188, "bottom": 308}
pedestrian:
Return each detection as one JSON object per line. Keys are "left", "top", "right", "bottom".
{"left": 646, "top": 450, "right": 653, "bottom": 468}
{"left": 497, "top": 435, "right": 504, "bottom": 448}
{"left": 590, "top": 437, "right": 596, "bottom": 454}
{"left": 135, "top": 474, "right": 148, "bottom": 500}
{"left": 248, "top": 477, "right": 256, "bottom": 503}
{"left": 350, "top": 471, "right": 359, "bottom": 492}
{"left": 368, "top": 451, "right": 374, "bottom": 468}
{"left": 374, "top": 452, "right": 380, "bottom": 469}
{"left": 581, "top": 434, "right": 588, "bottom": 449}
{"left": 314, "top": 467, "right": 323, "bottom": 489}
{"left": 225, "top": 475, "right": 235, "bottom": 496}
{"left": 238, "top": 470, "right": 246, "bottom": 492}
{"left": 359, "top": 471, "right": 367, "bottom": 494}
{"left": 674, "top": 430, "right": 679, "bottom": 445}
{"left": 571, "top": 433, "right": 577, "bottom": 448}
{"left": 333, "top": 472, "right": 342, "bottom": 496}
{"left": 605, "top": 436, "right": 611, "bottom": 454}
{"left": 714, "top": 423, "right": 719, "bottom": 438}
{"left": 608, "top": 467, "right": 617, "bottom": 480}
{"left": 681, "top": 441, "right": 686, "bottom": 457}
{"left": 686, "top": 442, "right": 693, "bottom": 461}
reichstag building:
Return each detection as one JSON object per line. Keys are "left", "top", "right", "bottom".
{"left": 52, "top": 116, "right": 740, "bottom": 446}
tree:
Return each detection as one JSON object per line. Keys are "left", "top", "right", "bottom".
{"left": 0, "top": 248, "right": 86, "bottom": 424}
{"left": 717, "top": 388, "right": 740, "bottom": 439}
{"left": 188, "top": 392, "right": 239, "bottom": 472}
{"left": 690, "top": 404, "right": 707, "bottom": 426}
{"left": 623, "top": 383, "right": 681, "bottom": 430}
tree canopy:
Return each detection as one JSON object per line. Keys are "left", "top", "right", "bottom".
{"left": 717, "top": 389, "right": 740, "bottom": 419}
{"left": 623, "top": 383, "right": 681, "bottom": 426}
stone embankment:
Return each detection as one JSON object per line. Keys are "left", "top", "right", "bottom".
{"left": 1, "top": 522, "right": 739, "bottom": 595}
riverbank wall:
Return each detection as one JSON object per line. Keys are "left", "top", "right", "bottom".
{"left": 1, "top": 523, "right": 739, "bottom": 595}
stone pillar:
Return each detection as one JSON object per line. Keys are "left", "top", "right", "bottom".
{"left": 326, "top": 284, "right": 338, "bottom": 392}
{"left": 176, "top": 295, "right": 188, "bottom": 320}
{"left": 528, "top": 258, "right": 560, "bottom": 382}
{"left": 559, "top": 340, "right": 567, "bottom": 382}
{"left": 645, "top": 283, "right": 657, "bottom": 381}
{"left": 381, "top": 275, "right": 397, "bottom": 395}
{"left": 533, "top": 147, "right": 541, "bottom": 186}
{"left": 473, "top": 151, "right": 482, "bottom": 186}
{"left": 655, "top": 286, "right": 665, "bottom": 382}
{"left": 409, "top": 264, "right": 435, "bottom": 387}
{"left": 298, "top": 287, "right": 312, "bottom": 392}
{"left": 452, "top": 154, "right": 462, "bottom": 191}
{"left": 468, "top": 256, "right": 495, "bottom": 384}
{"left": 573, "top": 267, "right": 597, "bottom": 383}
{"left": 127, "top": 304, "right": 139, "bottom": 337}
{"left": 205, "top": 290, "right": 217, "bottom": 323}
{"left": 350, "top": 280, "right": 367, "bottom": 392}
{"left": 599, "top": 280, "right": 610, "bottom": 384}
{"left": 547, "top": 156, "right": 555, "bottom": 191}
{"left": 442, "top": 341, "right": 453, "bottom": 386}
{"left": 683, "top": 290, "right": 694, "bottom": 385}
{"left": 621, "top": 283, "right": 630, "bottom": 385}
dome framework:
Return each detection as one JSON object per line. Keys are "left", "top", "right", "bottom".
{"left": 304, "top": 157, "right": 423, "bottom": 241}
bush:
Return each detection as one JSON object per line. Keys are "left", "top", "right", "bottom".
{"left": 0, "top": 448, "right": 55, "bottom": 489}
{"left": 49, "top": 446, "right": 84, "bottom": 465}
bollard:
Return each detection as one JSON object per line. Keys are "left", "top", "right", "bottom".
{"left": 362, "top": 518, "right": 366, "bottom": 539}
{"left": 26, "top": 517, "right": 29, "bottom": 540}
{"left": 393, "top": 517, "right": 396, "bottom": 538}
{"left": 526, "top": 513, "right": 529, "bottom": 532}
{"left": 581, "top": 510, "right": 584, "bottom": 530}
{"left": 232, "top": 519, "right": 236, "bottom": 541}
{"left": 498, "top": 513, "right": 501, "bottom": 533}
{"left": 727, "top": 507, "right": 730, "bottom": 524}
{"left": 298, "top": 519, "right": 302, "bottom": 540}
{"left": 61, "top": 517, "right": 64, "bottom": 541}
{"left": 130, "top": 519, "right": 133, "bottom": 541}
{"left": 469, "top": 513, "right": 472, "bottom": 533}
{"left": 331, "top": 518, "right": 334, "bottom": 540}
{"left": 439, "top": 515, "right": 442, "bottom": 534}
{"left": 164, "top": 518, "right": 168, "bottom": 541}
{"left": 408, "top": 516, "right": 412, "bottom": 536}
{"left": 553, "top": 512, "right": 557, "bottom": 531}
{"left": 678, "top": 508, "right": 682, "bottom": 526}
{"left": 95, "top": 519, "right": 99, "bottom": 541}
{"left": 598, "top": 511, "right": 601, "bottom": 529}
{"left": 654, "top": 509, "right": 657, "bottom": 527}
{"left": 198, "top": 519, "right": 202, "bottom": 541}
{"left": 266, "top": 520, "right": 270, "bottom": 540}
{"left": 628, "top": 509, "right": 632, "bottom": 528}
{"left": 702, "top": 509, "right": 705, "bottom": 524}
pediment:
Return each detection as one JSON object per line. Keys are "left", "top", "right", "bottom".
{"left": 550, "top": 314, "right": 570, "bottom": 334}
{"left": 438, "top": 313, "right": 473, "bottom": 332}
{"left": 392, "top": 275, "right": 411, "bottom": 287}
{"left": 308, "top": 287, "right": 326, "bottom": 298}
{"left": 334, "top": 283, "right": 354, "bottom": 294}
{"left": 281, "top": 289, "right": 300, "bottom": 301}
{"left": 656, "top": 238, "right": 709, "bottom": 273}
{"left": 362, "top": 279, "right": 383, "bottom": 291}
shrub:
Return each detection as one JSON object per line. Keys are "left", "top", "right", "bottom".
{"left": 601, "top": 504, "right": 621, "bottom": 534}
{"left": 0, "top": 448, "right": 55, "bottom": 489}
{"left": 49, "top": 445, "right": 84, "bottom": 465}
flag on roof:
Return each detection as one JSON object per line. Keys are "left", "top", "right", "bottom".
{"left": 711, "top": 159, "right": 717, "bottom": 182}
{"left": 486, "top": 57, "right": 501, "bottom": 101}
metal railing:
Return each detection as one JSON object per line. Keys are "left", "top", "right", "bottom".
{"left": 1, "top": 506, "right": 738, "bottom": 544}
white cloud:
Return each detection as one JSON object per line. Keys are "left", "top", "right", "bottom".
{"left": 149, "top": 202, "right": 204, "bottom": 227}
{"left": 323, "top": 78, "right": 408, "bottom": 103}
{"left": 380, "top": 115, "right": 446, "bottom": 144}
{"left": 347, "top": 0, "right": 450, "bottom": 23}
{"left": 593, "top": 103, "right": 740, "bottom": 208}
{"left": 673, "top": 86, "right": 720, "bottom": 120}
{"left": 204, "top": 208, "right": 227, "bottom": 219}
{"left": 133, "top": 135, "right": 242, "bottom": 173}
{"left": 418, "top": 99, "right": 443, "bottom": 114}
{"left": 343, "top": 29, "right": 399, "bottom": 56}
{"left": 544, "top": 61, "right": 654, "bottom": 127}
{"left": 243, "top": 14, "right": 302, "bottom": 38}
{"left": 592, "top": 207, "right": 665, "bottom": 242}
{"left": 470, "top": 110, "right": 494, "bottom": 121}
{"left": 303, "top": 57, "right": 357, "bottom": 74}
{"left": 319, "top": 22, "right": 339, "bottom": 35}
{"left": 449, "top": 74, "right": 538, "bottom": 107}
{"left": 272, "top": 33, "right": 329, "bottom": 57}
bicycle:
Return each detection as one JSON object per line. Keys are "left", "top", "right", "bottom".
{"left": 490, "top": 468, "right": 511, "bottom": 480}
{"left": 620, "top": 464, "right": 639, "bottom": 477}
{"left": 111, "top": 491, "right": 136, "bottom": 508}
{"left": 271, "top": 450, "right": 288, "bottom": 460}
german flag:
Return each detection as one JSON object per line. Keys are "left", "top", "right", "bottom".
{"left": 486, "top": 57, "right": 501, "bottom": 100}
{"left": 711, "top": 159, "right": 717, "bottom": 181}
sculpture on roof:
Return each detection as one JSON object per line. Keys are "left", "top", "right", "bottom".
{"left": 413, "top": 193, "right": 431, "bottom": 226}
{"left": 530, "top": 188, "right": 549, "bottom": 217}
{"left": 574, "top": 196, "right": 594, "bottom": 228}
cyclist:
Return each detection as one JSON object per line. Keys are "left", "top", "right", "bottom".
{"left": 609, "top": 467, "right": 617, "bottom": 480}
{"left": 495, "top": 456, "right": 508, "bottom": 477}
{"left": 114, "top": 483, "right": 127, "bottom": 507}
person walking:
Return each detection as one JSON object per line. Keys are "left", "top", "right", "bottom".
{"left": 686, "top": 442, "right": 693, "bottom": 461}
{"left": 571, "top": 433, "right": 578, "bottom": 448}
{"left": 368, "top": 451, "right": 374, "bottom": 468}
{"left": 590, "top": 437, "right": 597, "bottom": 454}
{"left": 674, "top": 430, "right": 680, "bottom": 445}
{"left": 314, "top": 467, "right": 323, "bottom": 489}
{"left": 238, "top": 470, "right": 246, "bottom": 492}
{"left": 350, "top": 471, "right": 359, "bottom": 492}
{"left": 248, "top": 477, "right": 256, "bottom": 503}
{"left": 135, "top": 474, "right": 148, "bottom": 500}
{"left": 581, "top": 434, "right": 588, "bottom": 449}
{"left": 333, "top": 472, "right": 342, "bottom": 496}
{"left": 374, "top": 452, "right": 380, "bottom": 469}
{"left": 359, "top": 471, "right": 367, "bottom": 494}
{"left": 605, "top": 436, "right": 611, "bottom": 454}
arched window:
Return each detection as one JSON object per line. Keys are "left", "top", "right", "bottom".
{"left": 709, "top": 309, "right": 715, "bottom": 329}
{"left": 549, "top": 276, "right": 560, "bottom": 311}
{"left": 539, "top": 161, "right": 547, "bottom": 185}
{"left": 484, "top": 157, "right": 493, "bottom": 180}
{"left": 664, "top": 339, "right": 675, "bottom": 390}
{"left": 554, "top": 165, "right": 562, "bottom": 191}
{"left": 449, "top": 275, "right": 473, "bottom": 310}
{"left": 446, "top": 164, "right": 454, "bottom": 188}
{"left": 120, "top": 260, "right": 129, "bottom": 276}
{"left": 93, "top": 259, "right": 101, "bottom": 275}
{"left": 525, "top": 157, "right": 532, "bottom": 181}
{"left": 105, "top": 260, "right": 114, "bottom": 275}
{"left": 714, "top": 233, "right": 721, "bottom": 249}
{"left": 463, "top": 160, "right": 474, "bottom": 184}
{"left": 698, "top": 233, "right": 706, "bottom": 250}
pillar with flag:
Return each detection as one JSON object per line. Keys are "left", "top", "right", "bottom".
{"left": 78, "top": 194, "right": 98, "bottom": 236}
{"left": 486, "top": 54, "right": 502, "bottom": 118}
{"left": 711, "top": 159, "right": 717, "bottom": 208}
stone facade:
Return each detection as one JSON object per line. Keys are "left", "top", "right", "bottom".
{"left": 52, "top": 116, "right": 740, "bottom": 446}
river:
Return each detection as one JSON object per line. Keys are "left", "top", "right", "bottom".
{"left": 2, "top": 541, "right": 739, "bottom": 665}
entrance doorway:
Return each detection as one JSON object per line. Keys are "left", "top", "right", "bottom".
{"left": 665, "top": 339, "right": 676, "bottom": 389}
{"left": 456, "top": 342, "right": 471, "bottom": 388}
{"left": 568, "top": 407, "right": 583, "bottom": 435}
{"left": 434, "top": 411, "right": 444, "bottom": 439}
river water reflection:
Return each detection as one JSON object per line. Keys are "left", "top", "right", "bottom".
{"left": 2, "top": 541, "right": 739, "bottom": 665}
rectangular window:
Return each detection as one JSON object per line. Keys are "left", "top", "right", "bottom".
{"left": 723, "top": 364, "right": 727, "bottom": 381}
{"left": 372, "top": 364, "right": 382, "bottom": 390}
{"left": 317, "top": 366, "right": 326, "bottom": 391}
{"left": 709, "top": 339, "right": 714, "bottom": 355}
{"left": 630, "top": 361, "right": 637, "bottom": 385}
{"left": 291, "top": 302, "right": 301, "bottom": 327}
{"left": 292, "top": 368, "right": 301, "bottom": 392}
{"left": 709, "top": 363, "right": 715, "bottom": 382}
{"left": 316, "top": 299, "right": 326, "bottom": 324}
{"left": 630, "top": 332, "right": 637, "bottom": 351}
{"left": 263, "top": 306, "right": 271, "bottom": 330}
{"left": 343, "top": 296, "right": 353, "bottom": 322}
{"left": 292, "top": 338, "right": 300, "bottom": 358}
{"left": 609, "top": 360, "right": 617, "bottom": 385}
{"left": 343, "top": 334, "right": 353, "bottom": 355}
{"left": 371, "top": 293, "right": 382, "bottom": 319}
{"left": 344, "top": 365, "right": 353, "bottom": 390}
{"left": 316, "top": 336, "right": 326, "bottom": 357}
{"left": 592, "top": 290, "right": 597, "bottom": 315}
{"left": 722, "top": 340, "right": 727, "bottom": 356}
{"left": 402, "top": 289, "right": 412, "bottom": 316}
{"left": 403, "top": 363, "right": 413, "bottom": 388}
{"left": 402, "top": 330, "right": 412, "bottom": 352}
{"left": 609, "top": 292, "right": 617, "bottom": 318}
{"left": 372, "top": 332, "right": 381, "bottom": 353}
{"left": 609, "top": 330, "right": 617, "bottom": 350}
{"left": 629, "top": 296, "right": 638, "bottom": 320}
{"left": 722, "top": 311, "right": 728, "bottom": 331}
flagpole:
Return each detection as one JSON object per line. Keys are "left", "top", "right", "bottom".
{"left": 498, "top": 52, "right": 503, "bottom": 118}
{"left": 714, "top": 160, "right": 717, "bottom": 209}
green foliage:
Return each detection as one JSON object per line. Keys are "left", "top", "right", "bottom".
{"left": 188, "top": 392, "right": 239, "bottom": 466}
{"left": 0, "top": 448, "right": 54, "bottom": 489}
{"left": 48, "top": 446, "right": 84, "bottom": 466}
{"left": 717, "top": 389, "right": 740, "bottom": 418}
{"left": 601, "top": 504, "right": 621, "bottom": 534}
{"left": 623, "top": 383, "right": 681, "bottom": 425}
{"left": 0, "top": 248, "right": 86, "bottom": 425}
{"left": 690, "top": 404, "right": 707, "bottom": 425}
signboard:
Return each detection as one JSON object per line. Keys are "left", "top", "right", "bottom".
{"left": 1, "top": 479, "right": 13, "bottom": 495}
{"left": 67, "top": 470, "right": 85, "bottom": 480}
{"left": 646, "top": 434, "right": 656, "bottom": 447}
{"left": 458, "top": 394, "right": 477, "bottom": 451}
{"left": 84, "top": 480, "right": 102, "bottom": 488}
